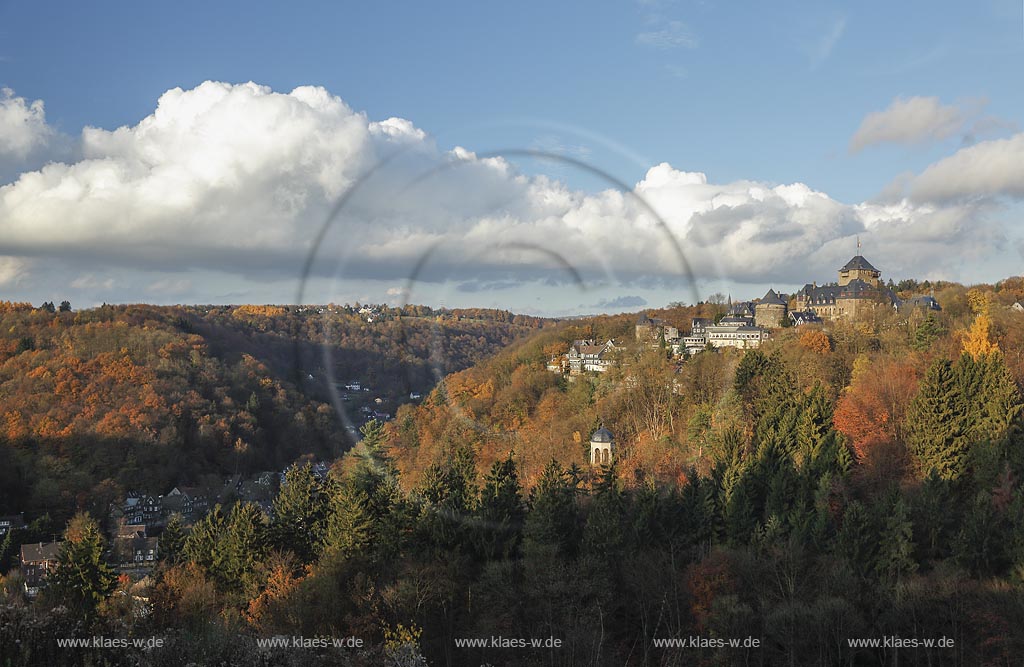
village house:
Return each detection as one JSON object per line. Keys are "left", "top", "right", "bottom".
{"left": 567, "top": 339, "right": 617, "bottom": 374}
{"left": 546, "top": 355, "right": 567, "bottom": 373}
{"left": 109, "top": 535, "right": 159, "bottom": 571}
{"left": 0, "top": 513, "right": 25, "bottom": 536}
{"left": 897, "top": 295, "right": 942, "bottom": 313}
{"left": 789, "top": 310, "right": 823, "bottom": 326}
{"left": 680, "top": 318, "right": 712, "bottom": 355}
{"left": 635, "top": 314, "right": 680, "bottom": 344}
{"left": 112, "top": 493, "right": 162, "bottom": 528}
{"left": 161, "top": 486, "right": 210, "bottom": 523}
{"left": 20, "top": 541, "right": 62, "bottom": 598}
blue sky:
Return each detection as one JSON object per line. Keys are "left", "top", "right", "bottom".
{"left": 0, "top": 0, "right": 1022, "bottom": 314}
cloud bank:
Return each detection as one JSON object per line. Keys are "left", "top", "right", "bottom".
{"left": 0, "top": 81, "right": 1015, "bottom": 308}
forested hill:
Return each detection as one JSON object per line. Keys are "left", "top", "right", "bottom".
{"left": 384, "top": 281, "right": 1024, "bottom": 492}
{"left": 0, "top": 301, "right": 549, "bottom": 523}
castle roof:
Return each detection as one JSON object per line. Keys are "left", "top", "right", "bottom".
{"left": 637, "top": 313, "right": 667, "bottom": 326}
{"left": 760, "top": 289, "right": 786, "bottom": 306}
{"left": 798, "top": 279, "right": 897, "bottom": 305}
{"left": 840, "top": 255, "right": 878, "bottom": 272}
{"left": 590, "top": 427, "right": 614, "bottom": 443}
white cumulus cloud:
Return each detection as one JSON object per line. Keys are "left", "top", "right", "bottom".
{"left": 0, "top": 81, "right": 1010, "bottom": 305}
{"left": 906, "top": 132, "right": 1024, "bottom": 203}
{"left": 0, "top": 88, "right": 54, "bottom": 160}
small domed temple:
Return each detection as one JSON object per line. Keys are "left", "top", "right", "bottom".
{"left": 589, "top": 427, "right": 614, "bottom": 466}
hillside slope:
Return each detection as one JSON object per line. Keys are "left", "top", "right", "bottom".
{"left": 0, "top": 302, "right": 547, "bottom": 522}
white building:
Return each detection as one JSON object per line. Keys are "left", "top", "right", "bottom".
{"left": 683, "top": 317, "right": 769, "bottom": 352}
{"left": 705, "top": 323, "right": 770, "bottom": 349}
{"left": 567, "top": 339, "right": 616, "bottom": 374}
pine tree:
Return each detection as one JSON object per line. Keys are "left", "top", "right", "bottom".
{"left": 911, "top": 470, "right": 955, "bottom": 563}
{"left": 973, "top": 353, "right": 1024, "bottom": 479}
{"left": 523, "top": 460, "right": 579, "bottom": 558}
{"left": 954, "top": 491, "right": 1010, "bottom": 576}
{"left": 680, "top": 469, "right": 719, "bottom": 548}
{"left": 836, "top": 501, "right": 876, "bottom": 580}
{"left": 160, "top": 513, "right": 187, "bottom": 565}
{"left": 631, "top": 479, "right": 663, "bottom": 550}
{"left": 184, "top": 504, "right": 225, "bottom": 571}
{"left": 581, "top": 463, "right": 626, "bottom": 562}
{"left": 905, "top": 358, "right": 969, "bottom": 481}
{"left": 476, "top": 452, "right": 526, "bottom": 560}
{"left": 913, "top": 313, "right": 944, "bottom": 351}
{"left": 875, "top": 496, "right": 917, "bottom": 585}
{"left": 419, "top": 444, "right": 478, "bottom": 552}
{"left": 797, "top": 382, "right": 837, "bottom": 471}
{"left": 219, "top": 502, "right": 268, "bottom": 596}
{"left": 331, "top": 418, "right": 407, "bottom": 561}
{"left": 270, "top": 463, "right": 329, "bottom": 564}
{"left": 49, "top": 513, "right": 115, "bottom": 620}
{"left": 834, "top": 439, "right": 855, "bottom": 476}
{"left": 723, "top": 472, "right": 758, "bottom": 545}
{"left": 324, "top": 482, "right": 374, "bottom": 561}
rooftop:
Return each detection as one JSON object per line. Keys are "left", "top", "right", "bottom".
{"left": 840, "top": 255, "right": 878, "bottom": 272}
{"left": 760, "top": 289, "right": 786, "bottom": 306}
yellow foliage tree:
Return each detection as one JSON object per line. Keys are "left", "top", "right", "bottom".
{"left": 967, "top": 288, "right": 994, "bottom": 315}
{"left": 962, "top": 313, "right": 999, "bottom": 360}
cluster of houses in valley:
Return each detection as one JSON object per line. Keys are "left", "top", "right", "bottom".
{"left": 337, "top": 380, "right": 423, "bottom": 429}
{"left": 6, "top": 461, "right": 331, "bottom": 598}
{"left": 547, "top": 253, "right": 944, "bottom": 375}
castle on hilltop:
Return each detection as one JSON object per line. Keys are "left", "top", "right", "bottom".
{"left": 791, "top": 254, "right": 897, "bottom": 321}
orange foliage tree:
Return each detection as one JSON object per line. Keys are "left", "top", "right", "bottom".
{"left": 834, "top": 356, "right": 919, "bottom": 461}
{"left": 798, "top": 329, "right": 832, "bottom": 354}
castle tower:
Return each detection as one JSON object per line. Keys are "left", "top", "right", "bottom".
{"left": 754, "top": 289, "right": 787, "bottom": 328}
{"left": 589, "top": 427, "right": 614, "bottom": 466}
{"left": 838, "top": 255, "right": 880, "bottom": 287}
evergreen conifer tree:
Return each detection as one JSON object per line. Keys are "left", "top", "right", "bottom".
{"left": 159, "top": 513, "right": 187, "bottom": 565}
{"left": 912, "top": 313, "right": 944, "bottom": 351}
{"left": 476, "top": 452, "right": 526, "bottom": 560}
{"left": 183, "top": 504, "right": 225, "bottom": 571}
{"left": 836, "top": 501, "right": 876, "bottom": 580}
{"left": 875, "top": 496, "right": 917, "bottom": 585}
{"left": 523, "top": 460, "right": 579, "bottom": 557}
{"left": 219, "top": 502, "right": 268, "bottom": 596}
{"left": 270, "top": 463, "right": 329, "bottom": 563}
{"left": 50, "top": 513, "right": 115, "bottom": 620}
{"left": 905, "top": 358, "right": 969, "bottom": 480}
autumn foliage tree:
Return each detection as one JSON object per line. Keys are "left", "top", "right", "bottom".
{"left": 798, "top": 328, "right": 831, "bottom": 354}
{"left": 962, "top": 313, "right": 999, "bottom": 360}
